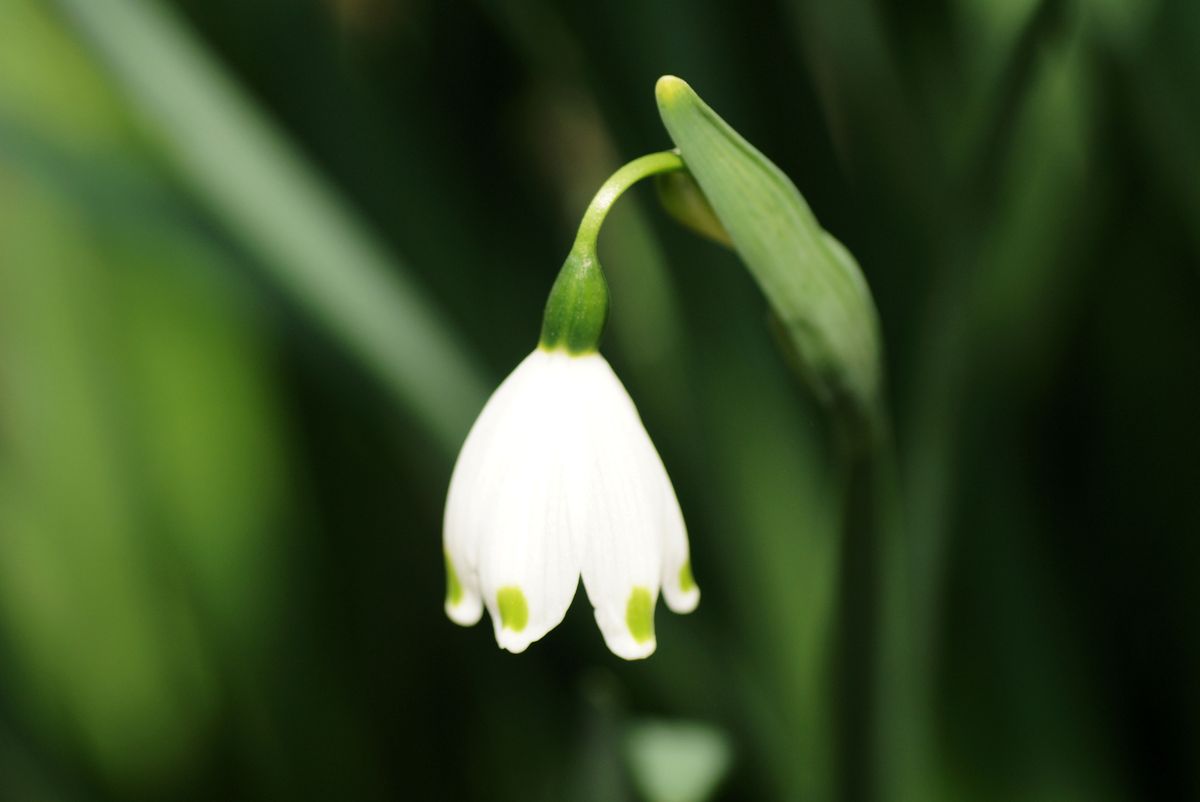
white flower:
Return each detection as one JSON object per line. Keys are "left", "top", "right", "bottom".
{"left": 443, "top": 347, "right": 699, "bottom": 660}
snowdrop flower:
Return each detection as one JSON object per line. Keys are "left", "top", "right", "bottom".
{"left": 443, "top": 211, "right": 699, "bottom": 660}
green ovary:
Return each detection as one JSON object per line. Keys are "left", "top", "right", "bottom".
{"left": 497, "top": 587, "right": 529, "bottom": 632}
{"left": 445, "top": 554, "right": 463, "bottom": 605}
{"left": 626, "top": 587, "right": 655, "bottom": 643}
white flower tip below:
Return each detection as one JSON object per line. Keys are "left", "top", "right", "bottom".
{"left": 495, "top": 628, "right": 535, "bottom": 654}
{"left": 492, "top": 585, "right": 536, "bottom": 653}
{"left": 662, "top": 559, "right": 701, "bottom": 615}
{"left": 592, "top": 586, "right": 659, "bottom": 661}
{"left": 444, "top": 556, "right": 483, "bottom": 626}
{"left": 445, "top": 596, "right": 483, "bottom": 626}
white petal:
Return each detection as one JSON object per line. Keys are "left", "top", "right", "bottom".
{"left": 445, "top": 350, "right": 582, "bottom": 652}
{"left": 658, "top": 468, "right": 700, "bottom": 614}
{"left": 443, "top": 351, "right": 542, "bottom": 626}
{"left": 443, "top": 553, "right": 483, "bottom": 626}
{"left": 570, "top": 355, "right": 667, "bottom": 660}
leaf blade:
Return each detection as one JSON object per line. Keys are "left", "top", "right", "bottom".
{"left": 51, "top": 0, "right": 490, "bottom": 453}
{"left": 655, "top": 76, "right": 882, "bottom": 420}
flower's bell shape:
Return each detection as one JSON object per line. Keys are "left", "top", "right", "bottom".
{"left": 443, "top": 249, "right": 698, "bottom": 659}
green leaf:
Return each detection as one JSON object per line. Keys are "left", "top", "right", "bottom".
{"left": 0, "top": 176, "right": 220, "bottom": 791}
{"left": 51, "top": 0, "right": 489, "bottom": 454}
{"left": 655, "top": 76, "right": 883, "bottom": 423}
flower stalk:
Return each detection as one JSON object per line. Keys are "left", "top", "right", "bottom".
{"left": 540, "top": 151, "right": 684, "bottom": 354}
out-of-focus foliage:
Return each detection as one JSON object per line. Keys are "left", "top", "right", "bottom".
{"left": 1, "top": 0, "right": 1197, "bottom": 800}
{"left": 624, "top": 719, "right": 732, "bottom": 802}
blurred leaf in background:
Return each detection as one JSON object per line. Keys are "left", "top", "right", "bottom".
{"left": 1, "top": 0, "right": 1198, "bottom": 800}
{"left": 0, "top": 1, "right": 288, "bottom": 796}
{"left": 624, "top": 719, "right": 732, "bottom": 802}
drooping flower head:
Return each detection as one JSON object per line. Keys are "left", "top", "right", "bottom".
{"left": 443, "top": 226, "right": 699, "bottom": 660}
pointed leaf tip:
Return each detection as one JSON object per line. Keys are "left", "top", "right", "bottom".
{"left": 655, "top": 75, "right": 691, "bottom": 107}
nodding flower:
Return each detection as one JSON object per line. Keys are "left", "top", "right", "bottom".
{"left": 443, "top": 242, "right": 698, "bottom": 660}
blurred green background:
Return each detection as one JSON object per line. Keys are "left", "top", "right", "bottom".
{"left": 1, "top": 0, "right": 1198, "bottom": 800}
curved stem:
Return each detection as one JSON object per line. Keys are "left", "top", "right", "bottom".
{"left": 540, "top": 151, "right": 685, "bottom": 354}
{"left": 572, "top": 150, "right": 684, "bottom": 254}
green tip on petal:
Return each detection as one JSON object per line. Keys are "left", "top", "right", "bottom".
{"left": 626, "top": 587, "right": 655, "bottom": 644}
{"left": 679, "top": 561, "right": 697, "bottom": 593}
{"left": 497, "top": 586, "right": 529, "bottom": 632}
{"left": 445, "top": 554, "right": 463, "bottom": 605}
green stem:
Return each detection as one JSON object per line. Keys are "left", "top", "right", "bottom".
{"left": 831, "top": 408, "right": 880, "bottom": 802}
{"left": 540, "top": 151, "right": 684, "bottom": 354}
{"left": 833, "top": 406, "right": 923, "bottom": 802}
{"left": 571, "top": 151, "right": 685, "bottom": 256}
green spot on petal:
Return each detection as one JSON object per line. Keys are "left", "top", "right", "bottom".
{"left": 679, "top": 560, "right": 697, "bottom": 593}
{"left": 445, "top": 554, "right": 463, "bottom": 605}
{"left": 497, "top": 586, "right": 529, "bottom": 632}
{"left": 626, "top": 587, "right": 655, "bottom": 644}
